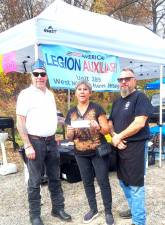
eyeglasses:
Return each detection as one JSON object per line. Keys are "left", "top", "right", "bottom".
{"left": 32, "top": 72, "right": 47, "bottom": 77}
{"left": 117, "top": 77, "right": 134, "bottom": 83}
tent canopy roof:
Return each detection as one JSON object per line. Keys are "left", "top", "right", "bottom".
{"left": 0, "top": 0, "right": 165, "bottom": 76}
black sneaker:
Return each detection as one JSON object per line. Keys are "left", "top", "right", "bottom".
{"left": 51, "top": 209, "right": 72, "bottom": 221}
{"left": 105, "top": 213, "right": 115, "bottom": 225}
{"left": 30, "top": 217, "right": 44, "bottom": 225}
{"left": 83, "top": 210, "right": 98, "bottom": 223}
{"left": 119, "top": 209, "right": 132, "bottom": 219}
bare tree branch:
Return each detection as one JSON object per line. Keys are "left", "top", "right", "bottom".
{"left": 108, "top": 0, "right": 139, "bottom": 16}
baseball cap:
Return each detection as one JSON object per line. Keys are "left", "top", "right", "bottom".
{"left": 31, "top": 59, "right": 46, "bottom": 71}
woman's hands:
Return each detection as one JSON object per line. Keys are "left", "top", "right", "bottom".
{"left": 90, "top": 120, "right": 100, "bottom": 130}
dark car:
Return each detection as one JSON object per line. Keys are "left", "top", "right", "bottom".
{"left": 149, "top": 94, "right": 165, "bottom": 123}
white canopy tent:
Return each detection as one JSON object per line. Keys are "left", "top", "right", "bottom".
{"left": 0, "top": 0, "right": 164, "bottom": 165}
{"left": 0, "top": 0, "right": 165, "bottom": 77}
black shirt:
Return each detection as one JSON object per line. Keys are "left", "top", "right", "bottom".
{"left": 109, "top": 91, "right": 153, "bottom": 186}
{"left": 109, "top": 91, "right": 153, "bottom": 142}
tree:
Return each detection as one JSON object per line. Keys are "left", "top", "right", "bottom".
{"left": 93, "top": 0, "right": 150, "bottom": 25}
{"left": 92, "top": 0, "right": 165, "bottom": 35}
{"left": 0, "top": 72, "right": 30, "bottom": 99}
{"left": 91, "top": 0, "right": 107, "bottom": 13}
{"left": 64, "top": 0, "right": 94, "bottom": 9}
{"left": 0, "top": 0, "right": 95, "bottom": 32}
{"left": 0, "top": 0, "right": 51, "bottom": 32}
{"left": 149, "top": 0, "right": 165, "bottom": 34}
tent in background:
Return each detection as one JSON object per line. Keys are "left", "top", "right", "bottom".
{"left": 145, "top": 76, "right": 165, "bottom": 168}
{"left": 0, "top": 0, "right": 165, "bottom": 79}
{"left": 145, "top": 78, "right": 165, "bottom": 90}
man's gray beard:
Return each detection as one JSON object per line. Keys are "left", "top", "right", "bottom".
{"left": 120, "top": 88, "right": 131, "bottom": 98}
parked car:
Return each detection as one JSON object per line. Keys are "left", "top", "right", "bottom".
{"left": 149, "top": 94, "right": 165, "bottom": 123}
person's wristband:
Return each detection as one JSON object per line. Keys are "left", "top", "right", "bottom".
{"left": 24, "top": 145, "right": 32, "bottom": 150}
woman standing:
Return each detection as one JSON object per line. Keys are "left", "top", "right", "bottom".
{"left": 65, "top": 80, "right": 114, "bottom": 225}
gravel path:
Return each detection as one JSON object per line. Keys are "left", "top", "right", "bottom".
{"left": 0, "top": 149, "right": 165, "bottom": 225}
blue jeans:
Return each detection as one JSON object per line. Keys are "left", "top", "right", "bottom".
{"left": 75, "top": 154, "right": 112, "bottom": 214}
{"left": 120, "top": 180, "right": 146, "bottom": 225}
{"left": 27, "top": 137, "right": 64, "bottom": 218}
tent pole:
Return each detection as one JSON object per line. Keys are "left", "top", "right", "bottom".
{"left": 159, "top": 64, "right": 163, "bottom": 167}
{"left": 34, "top": 44, "right": 39, "bottom": 60}
{"left": 67, "top": 89, "right": 70, "bottom": 110}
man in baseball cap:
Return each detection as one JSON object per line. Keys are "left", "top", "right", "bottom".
{"left": 16, "top": 59, "right": 72, "bottom": 225}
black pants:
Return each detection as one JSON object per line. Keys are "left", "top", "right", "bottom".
{"left": 27, "top": 137, "right": 64, "bottom": 218}
{"left": 75, "top": 154, "right": 112, "bottom": 214}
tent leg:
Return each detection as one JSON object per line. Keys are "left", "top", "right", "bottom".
{"left": 159, "top": 65, "right": 163, "bottom": 168}
{"left": 35, "top": 44, "right": 39, "bottom": 60}
{"left": 67, "top": 89, "right": 70, "bottom": 110}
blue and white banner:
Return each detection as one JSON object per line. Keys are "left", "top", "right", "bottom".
{"left": 41, "top": 44, "right": 120, "bottom": 91}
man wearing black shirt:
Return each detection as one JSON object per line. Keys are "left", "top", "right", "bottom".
{"left": 109, "top": 68, "right": 153, "bottom": 225}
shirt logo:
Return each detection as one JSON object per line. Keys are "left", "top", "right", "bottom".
{"left": 124, "top": 101, "right": 130, "bottom": 110}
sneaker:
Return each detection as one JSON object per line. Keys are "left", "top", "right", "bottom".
{"left": 30, "top": 217, "right": 44, "bottom": 225}
{"left": 119, "top": 209, "right": 132, "bottom": 219}
{"left": 83, "top": 210, "right": 98, "bottom": 224}
{"left": 105, "top": 213, "right": 115, "bottom": 225}
{"left": 51, "top": 209, "right": 72, "bottom": 221}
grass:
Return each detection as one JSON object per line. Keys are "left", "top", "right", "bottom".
{"left": 15, "top": 131, "right": 23, "bottom": 147}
